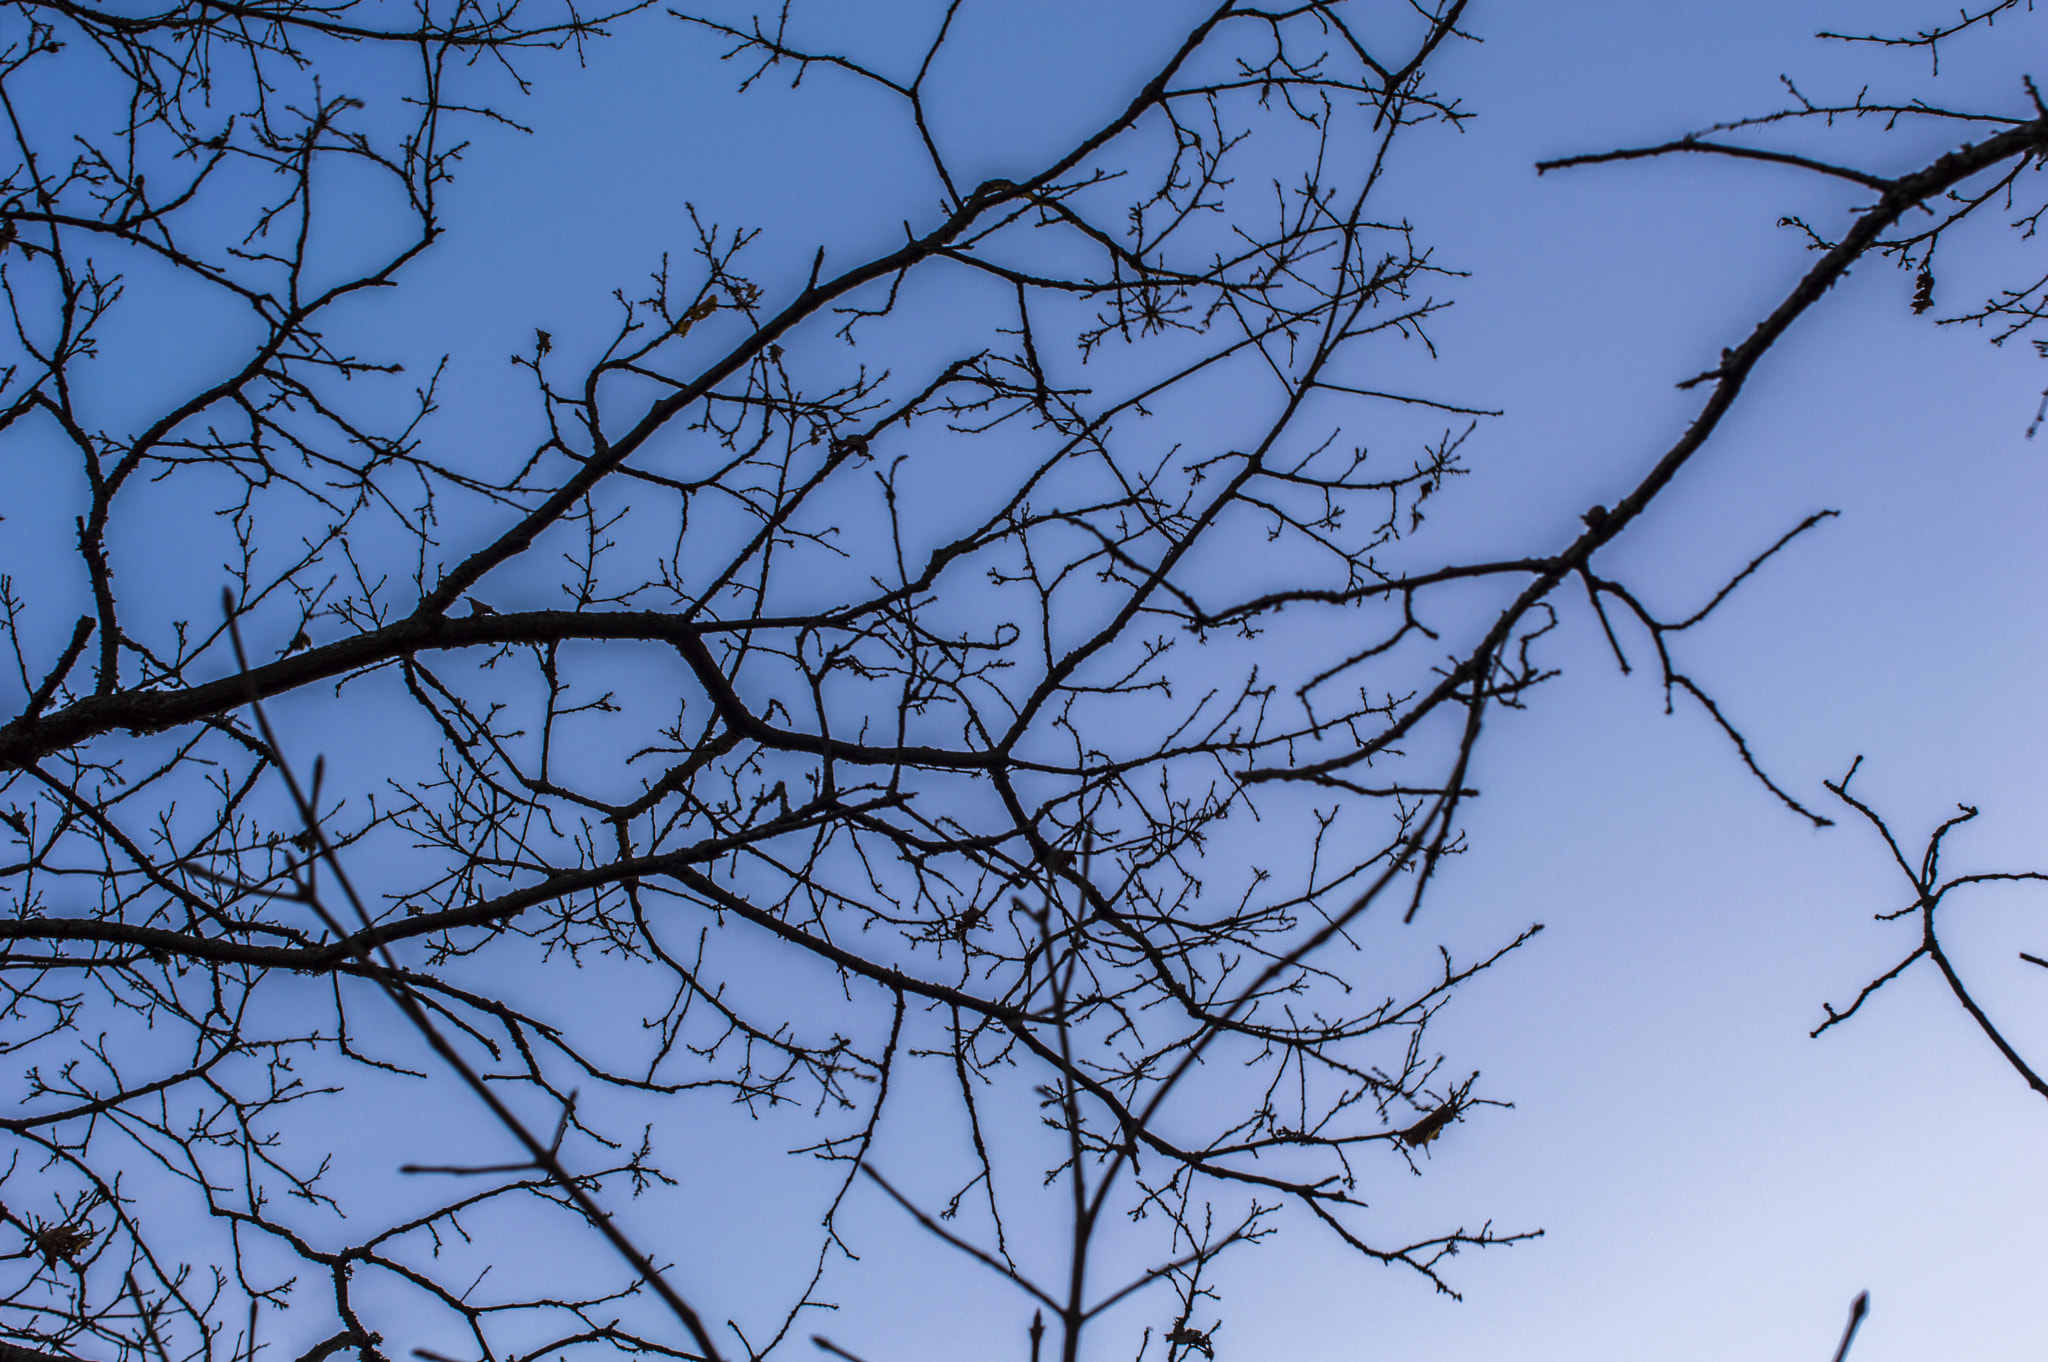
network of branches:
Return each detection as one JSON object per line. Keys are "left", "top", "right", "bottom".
{"left": 0, "top": 2, "right": 2042, "bottom": 1362}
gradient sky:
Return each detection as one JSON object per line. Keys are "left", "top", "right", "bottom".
{"left": 367, "top": 6, "right": 2048, "bottom": 1357}
{"left": 19, "top": 2, "right": 2048, "bottom": 1359}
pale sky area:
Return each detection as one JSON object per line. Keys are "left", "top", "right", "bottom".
{"left": 9, "top": 2, "right": 2048, "bottom": 1361}
{"left": 377, "top": 6, "right": 2048, "bottom": 1356}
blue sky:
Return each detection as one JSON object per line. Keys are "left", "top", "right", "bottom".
{"left": 8, "top": 1, "right": 2048, "bottom": 1359}
{"left": 423, "top": 2, "right": 2048, "bottom": 1349}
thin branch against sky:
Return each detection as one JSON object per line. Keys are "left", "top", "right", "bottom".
{"left": 0, "top": 2, "right": 2045, "bottom": 1361}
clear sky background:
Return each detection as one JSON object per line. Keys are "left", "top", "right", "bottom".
{"left": 16, "top": 1, "right": 2048, "bottom": 1360}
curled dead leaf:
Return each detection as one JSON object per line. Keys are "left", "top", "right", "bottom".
{"left": 1397, "top": 1102, "right": 1457, "bottom": 1148}
{"left": 35, "top": 1223, "right": 91, "bottom": 1266}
